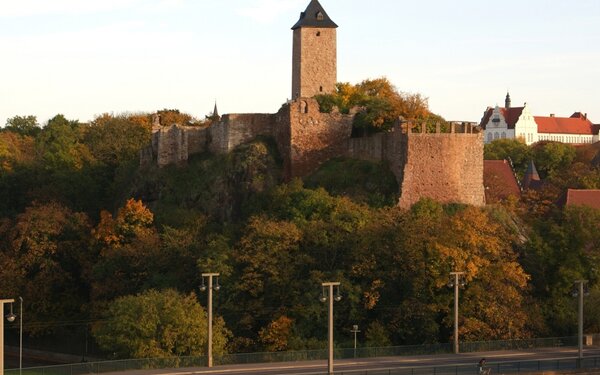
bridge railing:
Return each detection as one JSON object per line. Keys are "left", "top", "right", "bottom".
{"left": 8, "top": 356, "right": 600, "bottom": 375}
{"left": 5, "top": 335, "right": 599, "bottom": 375}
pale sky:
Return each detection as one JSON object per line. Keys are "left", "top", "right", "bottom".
{"left": 1, "top": 0, "right": 599, "bottom": 126}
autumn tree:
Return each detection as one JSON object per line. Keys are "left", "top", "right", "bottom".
{"left": 0, "top": 202, "right": 92, "bottom": 332}
{"left": 93, "top": 289, "right": 230, "bottom": 359}
{"left": 85, "top": 113, "right": 151, "bottom": 167}
{"left": 315, "top": 78, "right": 434, "bottom": 133}
{"left": 90, "top": 199, "right": 161, "bottom": 302}
{"left": 156, "top": 109, "right": 194, "bottom": 126}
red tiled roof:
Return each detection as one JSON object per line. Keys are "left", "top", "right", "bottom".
{"left": 563, "top": 189, "right": 600, "bottom": 210}
{"left": 534, "top": 113, "right": 595, "bottom": 135}
{"left": 483, "top": 160, "right": 521, "bottom": 203}
{"left": 480, "top": 107, "right": 524, "bottom": 129}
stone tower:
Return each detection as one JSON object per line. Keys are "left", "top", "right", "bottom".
{"left": 291, "top": 0, "right": 337, "bottom": 99}
{"left": 505, "top": 91, "right": 511, "bottom": 108}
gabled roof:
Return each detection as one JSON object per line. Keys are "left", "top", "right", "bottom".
{"left": 483, "top": 160, "right": 521, "bottom": 203}
{"left": 534, "top": 113, "right": 595, "bottom": 135}
{"left": 292, "top": 0, "right": 338, "bottom": 30}
{"left": 480, "top": 107, "right": 524, "bottom": 130}
{"left": 559, "top": 189, "right": 600, "bottom": 210}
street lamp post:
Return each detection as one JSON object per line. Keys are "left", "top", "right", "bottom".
{"left": 351, "top": 325, "right": 360, "bottom": 358}
{"left": 320, "top": 282, "right": 342, "bottom": 375}
{"left": 448, "top": 272, "right": 465, "bottom": 354}
{"left": 200, "top": 273, "right": 220, "bottom": 368}
{"left": 573, "top": 280, "right": 588, "bottom": 361}
{"left": 1, "top": 299, "right": 15, "bottom": 375}
{"left": 18, "top": 297, "right": 23, "bottom": 375}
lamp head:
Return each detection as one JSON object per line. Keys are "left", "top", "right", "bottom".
{"left": 319, "top": 295, "right": 327, "bottom": 303}
{"left": 334, "top": 294, "right": 342, "bottom": 302}
{"left": 5, "top": 313, "right": 16, "bottom": 323}
{"left": 199, "top": 284, "right": 207, "bottom": 292}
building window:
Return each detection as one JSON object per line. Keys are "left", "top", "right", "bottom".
{"left": 316, "top": 31, "right": 321, "bottom": 36}
{"left": 316, "top": 11, "right": 324, "bottom": 20}
{"left": 487, "top": 133, "right": 493, "bottom": 142}
{"left": 494, "top": 132, "right": 499, "bottom": 140}
{"left": 319, "top": 86, "right": 323, "bottom": 92}
{"left": 501, "top": 132, "right": 506, "bottom": 139}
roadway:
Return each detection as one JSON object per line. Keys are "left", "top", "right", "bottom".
{"left": 103, "top": 347, "right": 600, "bottom": 375}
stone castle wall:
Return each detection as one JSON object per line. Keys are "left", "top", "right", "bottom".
{"left": 141, "top": 100, "right": 485, "bottom": 208}
{"left": 398, "top": 131, "right": 485, "bottom": 208}
{"left": 209, "top": 113, "right": 276, "bottom": 154}
{"left": 286, "top": 99, "right": 353, "bottom": 177}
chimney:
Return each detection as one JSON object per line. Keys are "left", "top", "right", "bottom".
{"left": 584, "top": 113, "right": 587, "bottom": 120}
{"left": 550, "top": 114, "right": 555, "bottom": 117}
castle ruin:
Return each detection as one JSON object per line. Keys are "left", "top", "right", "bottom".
{"left": 141, "top": 0, "right": 485, "bottom": 208}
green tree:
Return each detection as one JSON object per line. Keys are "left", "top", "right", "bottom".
{"left": 36, "top": 114, "right": 92, "bottom": 171}
{"left": 3, "top": 115, "right": 41, "bottom": 137}
{"left": 92, "top": 289, "right": 230, "bottom": 358}
{"left": 532, "top": 141, "right": 576, "bottom": 178}
{"left": 484, "top": 138, "right": 531, "bottom": 177}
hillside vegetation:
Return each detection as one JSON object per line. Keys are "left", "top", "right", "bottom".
{"left": 1, "top": 112, "right": 599, "bottom": 359}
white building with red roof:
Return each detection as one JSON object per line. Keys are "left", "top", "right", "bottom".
{"left": 480, "top": 93, "right": 600, "bottom": 145}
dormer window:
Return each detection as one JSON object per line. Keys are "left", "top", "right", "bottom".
{"left": 316, "top": 11, "right": 324, "bottom": 21}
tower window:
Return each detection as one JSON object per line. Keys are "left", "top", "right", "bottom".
{"left": 316, "top": 11, "right": 324, "bottom": 21}
{"left": 316, "top": 31, "right": 321, "bottom": 36}
{"left": 319, "top": 86, "right": 323, "bottom": 92}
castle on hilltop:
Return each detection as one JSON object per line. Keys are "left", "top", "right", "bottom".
{"left": 140, "top": 0, "right": 485, "bottom": 208}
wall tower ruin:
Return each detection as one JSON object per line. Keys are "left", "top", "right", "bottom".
{"left": 291, "top": 0, "right": 337, "bottom": 99}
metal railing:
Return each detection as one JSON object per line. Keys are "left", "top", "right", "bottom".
{"left": 8, "top": 356, "right": 600, "bottom": 375}
{"left": 329, "top": 357, "right": 600, "bottom": 375}
{"left": 5, "top": 335, "right": 599, "bottom": 375}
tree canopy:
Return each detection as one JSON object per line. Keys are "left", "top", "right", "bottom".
{"left": 315, "top": 78, "right": 437, "bottom": 133}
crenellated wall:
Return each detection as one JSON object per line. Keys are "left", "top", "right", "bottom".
{"left": 140, "top": 99, "right": 485, "bottom": 208}
{"left": 286, "top": 99, "right": 353, "bottom": 177}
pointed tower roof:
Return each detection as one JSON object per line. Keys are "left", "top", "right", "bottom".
{"left": 213, "top": 101, "right": 219, "bottom": 118}
{"left": 292, "top": 0, "right": 338, "bottom": 29}
{"left": 523, "top": 160, "right": 542, "bottom": 190}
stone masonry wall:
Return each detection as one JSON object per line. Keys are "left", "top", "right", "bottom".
{"left": 292, "top": 28, "right": 337, "bottom": 99}
{"left": 143, "top": 105, "right": 485, "bottom": 210}
{"left": 209, "top": 113, "right": 276, "bottom": 154}
{"left": 156, "top": 125, "right": 188, "bottom": 167}
{"left": 397, "top": 131, "right": 485, "bottom": 208}
{"left": 287, "top": 98, "right": 353, "bottom": 177}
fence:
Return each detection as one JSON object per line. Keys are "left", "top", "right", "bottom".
{"left": 5, "top": 335, "right": 600, "bottom": 375}
{"left": 7, "top": 356, "right": 600, "bottom": 375}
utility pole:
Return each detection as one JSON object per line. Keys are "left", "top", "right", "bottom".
{"left": 449, "top": 272, "right": 465, "bottom": 354}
